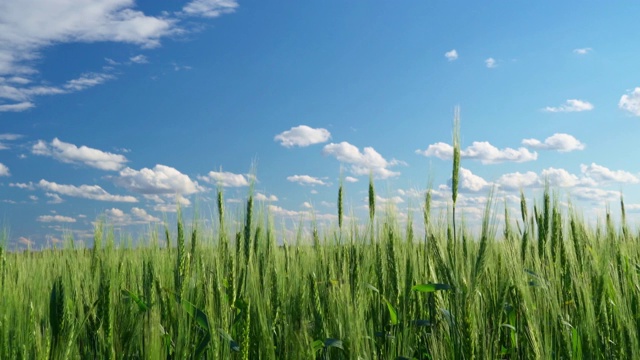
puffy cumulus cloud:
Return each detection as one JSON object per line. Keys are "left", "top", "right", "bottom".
{"left": 619, "top": 87, "right": 640, "bottom": 116}
{"left": 459, "top": 168, "right": 490, "bottom": 192}
{"left": 522, "top": 133, "right": 585, "bottom": 152}
{"left": 344, "top": 176, "right": 359, "bottom": 183}
{"left": 541, "top": 167, "right": 591, "bottom": 188}
{"left": 572, "top": 187, "right": 620, "bottom": 204}
{"left": 32, "top": 138, "right": 128, "bottom": 170}
{"left": 275, "top": 125, "right": 331, "bottom": 148}
{"left": 370, "top": 195, "right": 404, "bottom": 204}
{"left": 10, "top": 182, "right": 34, "bottom": 189}
{"left": 181, "top": 0, "right": 239, "bottom": 18}
{"left": 46, "top": 193, "right": 64, "bottom": 204}
{"left": 287, "top": 175, "right": 326, "bottom": 186}
{"left": 131, "top": 207, "right": 160, "bottom": 222}
{"left": 323, "top": 141, "right": 401, "bottom": 179}
{"left": 0, "top": 163, "right": 9, "bottom": 176}
{"left": 38, "top": 179, "right": 138, "bottom": 202}
{"left": 580, "top": 163, "right": 639, "bottom": 184}
{"left": 445, "top": 49, "right": 458, "bottom": 61}
{"left": 255, "top": 192, "right": 278, "bottom": 202}
{"left": 485, "top": 57, "right": 497, "bottom": 68}
{"left": 417, "top": 141, "right": 537, "bottom": 164}
{"left": 543, "top": 99, "right": 594, "bottom": 113}
{"left": 37, "top": 215, "right": 76, "bottom": 223}
{"left": 198, "top": 170, "right": 249, "bottom": 187}
{"left": 267, "top": 205, "right": 336, "bottom": 221}
{"left": 302, "top": 201, "right": 313, "bottom": 209}
{"left": 104, "top": 207, "right": 160, "bottom": 225}
{"left": 496, "top": 171, "right": 539, "bottom": 190}
{"left": 115, "top": 165, "right": 202, "bottom": 195}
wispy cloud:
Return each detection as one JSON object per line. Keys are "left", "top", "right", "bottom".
{"left": 485, "top": 57, "right": 497, "bottom": 68}
{"left": 129, "top": 55, "right": 148, "bottom": 64}
{"left": 323, "top": 141, "right": 402, "bottom": 179}
{"left": 543, "top": 99, "right": 594, "bottom": 112}
{"left": 198, "top": 170, "right": 249, "bottom": 187}
{"left": 619, "top": 87, "right": 640, "bottom": 116}
{"left": 181, "top": 0, "right": 239, "bottom": 18}
{"left": 522, "top": 133, "right": 585, "bottom": 152}
{"left": 0, "top": 0, "right": 238, "bottom": 110}
{"left": 417, "top": 141, "right": 537, "bottom": 164}
{"left": 275, "top": 125, "right": 331, "bottom": 148}
{"left": 38, "top": 179, "right": 137, "bottom": 202}
{"left": 573, "top": 48, "right": 592, "bottom": 55}
{"left": 37, "top": 215, "right": 76, "bottom": 223}
{"left": 445, "top": 49, "right": 458, "bottom": 61}
{"left": 0, "top": 133, "right": 23, "bottom": 150}
{"left": 32, "top": 138, "right": 128, "bottom": 171}
{"left": 344, "top": 176, "right": 359, "bottom": 183}
{"left": 0, "top": 101, "right": 34, "bottom": 112}
{"left": 287, "top": 175, "right": 326, "bottom": 186}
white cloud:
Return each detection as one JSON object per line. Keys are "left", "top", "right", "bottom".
{"left": 275, "top": 125, "right": 331, "bottom": 148}
{"left": 131, "top": 207, "right": 160, "bottom": 222}
{"left": 522, "top": 133, "right": 585, "bottom": 152}
{"left": 0, "top": 1, "right": 176, "bottom": 77}
{"left": 38, "top": 179, "right": 137, "bottom": 202}
{"left": 0, "top": 163, "right": 9, "bottom": 176}
{"left": 255, "top": 192, "right": 278, "bottom": 202}
{"left": 105, "top": 207, "right": 160, "bottom": 224}
{"left": 323, "top": 141, "right": 401, "bottom": 179}
{"left": 580, "top": 163, "right": 639, "bottom": 184}
{"left": 10, "top": 182, "right": 34, "bottom": 189}
{"left": 29, "top": 195, "right": 38, "bottom": 201}
{"left": 543, "top": 99, "right": 594, "bottom": 113}
{"left": 0, "top": 1, "right": 238, "bottom": 110}
{"left": 46, "top": 193, "right": 64, "bottom": 204}
{"left": 370, "top": 195, "right": 404, "bottom": 205}
{"left": 0, "top": 101, "right": 34, "bottom": 112}
{"left": 267, "top": 204, "right": 336, "bottom": 221}
{"left": 417, "top": 141, "right": 537, "bottom": 164}
{"left": 287, "top": 175, "right": 326, "bottom": 186}
{"left": 0, "top": 133, "right": 23, "bottom": 150}
{"left": 485, "top": 57, "right": 497, "bottom": 68}
{"left": 458, "top": 168, "right": 490, "bottom": 192}
{"left": 182, "top": 0, "right": 239, "bottom": 18}
{"left": 64, "top": 72, "right": 114, "bottom": 91}
{"left": 619, "top": 88, "right": 640, "bottom": 116}
{"left": 37, "top": 215, "right": 76, "bottom": 223}
{"left": 344, "top": 176, "right": 359, "bottom": 183}
{"left": 445, "top": 49, "right": 458, "bottom": 61}
{"left": 302, "top": 201, "right": 312, "bottom": 209}
{"left": 571, "top": 187, "right": 620, "bottom": 204}
{"left": 573, "top": 48, "right": 592, "bottom": 55}
{"left": 32, "top": 138, "right": 128, "bottom": 170}
{"left": 199, "top": 170, "right": 249, "bottom": 187}
{"left": 541, "top": 167, "right": 583, "bottom": 188}
{"left": 496, "top": 171, "right": 539, "bottom": 190}
{"left": 115, "top": 165, "right": 202, "bottom": 195}
{"left": 129, "top": 54, "right": 148, "bottom": 64}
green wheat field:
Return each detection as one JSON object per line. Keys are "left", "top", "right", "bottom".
{"left": 2, "top": 126, "right": 639, "bottom": 359}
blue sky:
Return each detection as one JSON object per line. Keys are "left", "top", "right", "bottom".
{"left": 2, "top": 1, "right": 640, "bottom": 247}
